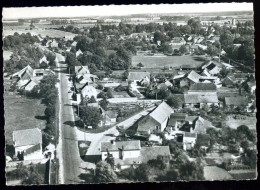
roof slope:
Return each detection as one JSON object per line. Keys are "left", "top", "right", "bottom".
{"left": 184, "top": 94, "right": 218, "bottom": 104}
{"left": 128, "top": 72, "right": 150, "bottom": 81}
{"left": 186, "top": 70, "right": 201, "bottom": 83}
{"left": 13, "top": 128, "right": 42, "bottom": 147}
{"left": 225, "top": 97, "right": 248, "bottom": 106}
{"left": 149, "top": 101, "right": 174, "bottom": 124}
{"left": 101, "top": 141, "right": 141, "bottom": 152}
{"left": 189, "top": 83, "right": 217, "bottom": 91}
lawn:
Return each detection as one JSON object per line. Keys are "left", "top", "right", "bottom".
{"left": 4, "top": 94, "right": 46, "bottom": 146}
{"left": 229, "top": 169, "right": 257, "bottom": 180}
{"left": 132, "top": 54, "right": 208, "bottom": 69}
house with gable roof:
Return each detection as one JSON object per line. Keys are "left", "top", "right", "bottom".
{"left": 137, "top": 101, "right": 174, "bottom": 135}
{"left": 188, "top": 83, "right": 217, "bottom": 95}
{"left": 128, "top": 71, "right": 150, "bottom": 86}
{"left": 100, "top": 140, "right": 171, "bottom": 170}
{"left": 13, "top": 128, "right": 43, "bottom": 161}
{"left": 76, "top": 49, "right": 83, "bottom": 57}
{"left": 177, "top": 70, "right": 201, "bottom": 88}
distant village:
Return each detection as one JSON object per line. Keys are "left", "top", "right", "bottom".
{"left": 4, "top": 10, "right": 256, "bottom": 184}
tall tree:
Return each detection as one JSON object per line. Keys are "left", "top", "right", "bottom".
{"left": 93, "top": 161, "right": 118, "bottom": 183}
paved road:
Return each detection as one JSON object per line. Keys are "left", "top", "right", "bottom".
{"left": 75, "top": 106, "right": 155, "bottom": 156}
{"left": 56, "top": 63, "right": 83, "bottom": 184}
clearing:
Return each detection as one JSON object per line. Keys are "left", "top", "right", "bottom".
{"left": 132, "top": 54, "right": 208, "bottom": 69}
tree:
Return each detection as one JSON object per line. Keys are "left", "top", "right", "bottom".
{"left": 179, "top": 45, "right": 188, "bottom": 54}
{"left": 93, "top": 161, "right": 118, "bottom": 183}
{"left": 137, "top": 62, "right": 144, "bottom": 68}
{"left": 11, "top": 163, "right": 29, "bottom": 179}
{"left": 99, "top": 98, "right": 109, "bottom": 110}
{"left": 96, "top": 84, "right": 104, "bottom": 90}
{"left": 187, "top": 18, "right": 202, "bottom": 34}
{"left": 88, "top": 96, "right": 96, "bottom": 103}
{"left": 134, "top": 163, "right": 151, "bottom": 181}
{"left": 22, "top": 169, "right": 44, "bottom": 185}
{"left": 156, "top": 170, "right": 179, "bottom": 182}
{"left": 207, "top": 44, "right": 220, "bottom": 58}
{"left": 219, "top": 31, "right": 234, "bottom": 50}
{"left": 153, "top": 31, "right": 167, "bottom": 44}
{"left": 105, "top": 151, "right": 115, "bottom": 169}
{"left": 179, "top": 159, "right": 205, "bottom": 181}
{"left": 166, "top": 95, "right": 181, "bottom": 108}
{"left": 79, "top": 106, "right": 102, "bottom": 128}
{"left": 147, "top": 155, "right": 169, "bottom": 170}
{"left": 44, "top": 104, "right": 56, "bottom": 119}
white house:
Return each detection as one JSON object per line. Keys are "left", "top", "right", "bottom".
{"left": 81, "top": 84, "right": 98, "bottom": 99}
{"left": 76, "top": 49, "right": 83, "bottom": 57}
{"left": 13, "top": 128, "right": 43, "bottom": 161}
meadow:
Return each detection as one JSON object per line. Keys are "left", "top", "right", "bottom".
{"left": 132, "top": 54, "right": 208, "bottom": 69}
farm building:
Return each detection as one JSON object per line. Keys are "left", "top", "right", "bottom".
{"left": 13, "top": 128, "right": 43, "bottom": 161}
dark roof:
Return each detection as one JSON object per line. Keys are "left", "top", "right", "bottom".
{"left": 24, "top": 144, "right": 41, "bottom": 156}
{"left": 101, "top": 141, "right": 141, "bottom": 152}
{"left": 184, "top": 132, "right": 197, "bottom": 138}
{"left": 206, "top": 63, "right": 217, "bottom": 70}
{"left": 189, "top": 83, "right": 217, "bottom": 91}
{"left": 13, "top": 128, "right": 42, "bottom": 147}
{"left": 105, "top": 110, "right": 117, "bottom": 118}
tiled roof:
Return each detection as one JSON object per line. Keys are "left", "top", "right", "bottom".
{"left": 184, "top": 94, "right": 218, "bottom": 104}
{"left": 193, "top": 117, "right": 215, "bottom": 133}
{"left": 100, "top": 140, "right": 141, "bottom": 152}
{"left": 12, "top": 65, "right": 34, "bottom": 79}
{"left": 140, "top": 146, "right": 171, "bottom": 163}
{"left": 128, "top": 72, "right": 150, "bottom": 81}
{"left": 13, "top": 128, "right": 42, "bottom": 147}
{"left": 225, "top": 97, "right": 248, "bottom": 106}
{"left": 186, "top": 70, "right": 201, "bottom": 83}
{"left": 184, "top": 132, "right": 197, "bottom": 138}
{"left": 189, "top": 83, "right": 217, "bottom": 91}
{"left": 75, "top": 66, "right": 90, "bottom": 75}
{"left": 149, "top": 101, "right": 174, "bottom": 124}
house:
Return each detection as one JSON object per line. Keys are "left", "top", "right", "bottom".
{"left": 50, "top": 40, "right": 59, "bottom": 48}
{"left": 101, "top": 140, "right": 141, "bottom": 161}
{"left": 169, "top": 37, "right": 186, "bottom": 46}
{"left": 103, "top": 110, "right": 117, "bottom": 126}
{"left": 100, "top": 140, "right": 171, "bottom": 170}
{"left": 75, "top": 66, "right": 90, "bottom": 76}
{"left": 183, "top": 132, "right": 197, "bottom": 150}
{"left": 222, "top": 76, "right": 236, "bottom": 87}
{"left": 76, "top": 49, "right": 83, "bottom": 57}
{"left": 13, "top": 128, "right": 43, "bottom": 161}
{"left": 77, "top": 73, "right": 98, "bottom": 84}
{"left": 137, "top": 101, "right": 174, "bottom": 135}
{"left": 177, "top": 70, "right": 201, "bottom": 88}
{"left": 201, "top": 61, "right": 222, "bottom": 75}
{"left": 128, "top": 72, "right": 150, "bottom": 85}
{"left": 39, "top": 55, "right": 50, "bottom": 68}
{"left": 164, "top": 80, "right": 173, "bottom": 87}
{"left": 71, "top": 41, "right": 77, "bottom": 47}
{"left": 11, "top": 65, "right": 34, "bottom": 80}
{"left": 55, "top": 53, "right": 66, "bottom": 63}
{"left": 80, "top": 84, "right": 98, "bottom": 99}
{"left": 181, "top": 94, "right": 219, "bottom": 109}
{"left": 20, "top": 78, "right": 40, "bottom": 91}
{"left": 167, "top": 113, "right": 215, "bottom": 134}
{"left": 188, "top": 83, "right": 217, "bottom": 95}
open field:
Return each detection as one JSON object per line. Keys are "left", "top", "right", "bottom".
{"left": 4, "top": 94, "right": 46, "bottom": 146}
{"left": 3, "top": 28, "right": 77, "bottom": 38}
{"left": 132, "top": 54, "right": 208, "bottom": 68}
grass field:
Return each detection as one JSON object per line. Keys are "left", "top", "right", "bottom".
{"left": 3, "top": 28, "right": 77, "bottom": 38}
{"left": 4, "top": 94, "right": 46, "bottom": 146}
{"left": 132, "top": 54, "right": 208, "bottom": 69}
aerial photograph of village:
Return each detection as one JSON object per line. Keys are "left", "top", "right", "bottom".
{"left": 3, "top": 3, "right": 257, "bottom": 185}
